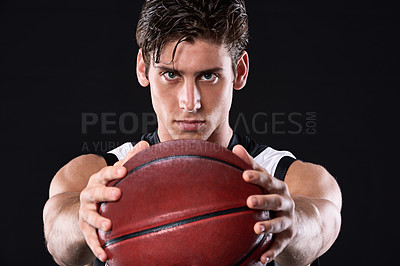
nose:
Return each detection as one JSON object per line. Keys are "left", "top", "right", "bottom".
{"left": 178, "top": 79, "right": 201, "bottom": 112}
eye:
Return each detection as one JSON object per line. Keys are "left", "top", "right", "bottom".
{"left": 200, "top": 73, "right": 218, "bottom": 81}
{"left": 162, "top": 71, "right": 178, "bottom": 80}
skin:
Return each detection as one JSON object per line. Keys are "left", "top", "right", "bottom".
{"left": 43, "top": 39, "right": 341, "bottom": 266}
{"left": 137, "top": 39, "right": 248, "bottom": 147}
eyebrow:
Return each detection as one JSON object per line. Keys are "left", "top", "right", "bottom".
{"left": 154, "top": 65, "right": 224, "bottom": 76}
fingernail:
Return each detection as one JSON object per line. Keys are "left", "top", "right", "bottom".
{"left": 101, "top": 221, "right": 109, "bottom": 231}
{"left": 117, "top": 168, "right": 124, "bottom": 175}
{"left": 252, "top": 197, "right": 258, "bottom": 206}
{"left": 112, "top": 189, "right": 120, "bottom": 198}
{"left": 246, "top": 172, "right": 254, "bottom": 180}
{"left": 261, "top": 256, "right": 270, "bottom": 264}
{"left": 98, "top": 254, "right": 105, "bottom": 262}
{"left": 259, "top": 224, "right": 266, "bottom": 233}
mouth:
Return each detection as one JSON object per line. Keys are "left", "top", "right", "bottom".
{"left": 175, "top": 120, "right": 205, "bottom": 131}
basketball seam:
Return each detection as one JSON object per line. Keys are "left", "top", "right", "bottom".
{"left": 102, "top": 206, "right": 251, "bottom": 248}
{"left": 234, "top": 233, "right": 266, "bottom": 266}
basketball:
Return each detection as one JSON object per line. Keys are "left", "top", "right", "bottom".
{"left": 98, "top": 139, "right": 272, "bottom": 265}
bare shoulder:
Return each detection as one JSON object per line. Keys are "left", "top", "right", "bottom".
{"left": 284, "top": 160, "right": 342, "bottom": 210}
{"left": 49, "top": 154, "right": 107, "bottom": 198}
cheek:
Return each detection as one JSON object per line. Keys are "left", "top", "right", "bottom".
{"left": 150, "top": 85, "right": 177, "bottom": 116}
{"left": 204, "top": 86, "right": 233, "bottom": 116}
{"left": 216, "top": 82, "right": 233, "bottom": 107}
{"left": 149, "top": 72, "right": 172, "bottom": 106}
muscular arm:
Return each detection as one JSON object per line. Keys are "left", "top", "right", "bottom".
{"left": 234, "top": 146, "right": 342, "bottom": 265}
{"left": 43, "top": 154, "right": 106, "bottom": 266}
{"left": 43, "top": 141, "right": 148, "bottom": 266}
{"left": 276, "top": 161, "right": 342, "bottom": 265}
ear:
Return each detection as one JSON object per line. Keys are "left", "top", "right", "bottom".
{"left": 233, "top": 51, "right": 249, "bottom": 91}
{"left": 136, "top": 48, "right": 150, "bottom": 87}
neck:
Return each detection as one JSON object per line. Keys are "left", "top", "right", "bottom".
{"left": 206, "top": 125, "right": 233, "bottom": 148}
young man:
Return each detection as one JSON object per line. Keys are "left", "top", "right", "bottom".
{"left": 43, "top": 0, "right": 342, "bottom": 265}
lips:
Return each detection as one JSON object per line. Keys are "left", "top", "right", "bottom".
{"left": 175, "top": 120, "right": 205, "bottom": 131}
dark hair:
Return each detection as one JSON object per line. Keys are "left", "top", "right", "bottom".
{"left": 136, "top": 0, "right": 249, "bottom": 76}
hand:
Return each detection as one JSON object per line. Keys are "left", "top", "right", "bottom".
{"left": 233, "top": 145, "right": 296, "bottom": 264}
{"left": 78, "top": 140, "right": 149, "bottom": 262}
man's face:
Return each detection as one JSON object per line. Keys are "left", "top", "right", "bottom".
{"left": 145, "top": 39, "right": 240, "bottom": 146}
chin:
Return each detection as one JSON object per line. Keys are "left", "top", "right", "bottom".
{"left": 171, "top": 131, "right": 209, "bottom": 141}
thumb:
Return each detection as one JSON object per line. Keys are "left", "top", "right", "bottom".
{"left": 114, "top": 140, "right": 150, "bottom": 167}
{"left": 232, "top": 144, "right": 262, "bottom": 171}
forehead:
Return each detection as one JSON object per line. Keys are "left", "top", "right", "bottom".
{"left": 155, "top": 39, "right": 232, "bottom": 72}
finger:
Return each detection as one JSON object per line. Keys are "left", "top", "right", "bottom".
{"left": 81, "top": 185, "right": 121, "bottom": 204}
{"left": 232, "top": 145, "right": 263, "bottom": 171}
{"left": 247, "top": 194, "right": 292, "bottom": 212}
{"left": 131, "top": 140, "right": 150, "bottom": 156}
{"left": 81, "top": 221, "right": 108, "bottom": 262}
{"left": 253, "top": 216, "right": 291, "bottom": 235}
{"left": 88, "top": 166, "right": 127, "bottom": 186}
{"left": 259, "top": 230, "right": 293, "bottom": 264}
{"left": 80, "top": 207, "right": 112, "bottom": 232}
{"left": 243, "top": 170, "right": 288, "bottom": 194}
{"left": 114, "top": 140, "right": 150, "bottom": 167}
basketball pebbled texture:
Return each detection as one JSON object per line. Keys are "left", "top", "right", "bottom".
{"left": 98, "top": 139, "right": 272, "bottom": 265}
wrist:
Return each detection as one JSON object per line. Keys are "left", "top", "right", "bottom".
{"left": 275, "top": 194, "right": 321, "bottom": 266}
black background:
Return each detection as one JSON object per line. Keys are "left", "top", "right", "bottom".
{"left": 0, "top": 0, "right": 398, "bottom": 265}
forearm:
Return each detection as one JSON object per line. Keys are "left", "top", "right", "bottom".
{"left": 44, "top": 192, "right": 94, "bottom": 266}
{"left": 275, "top": 194, "right": 341, "bottom": 266}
